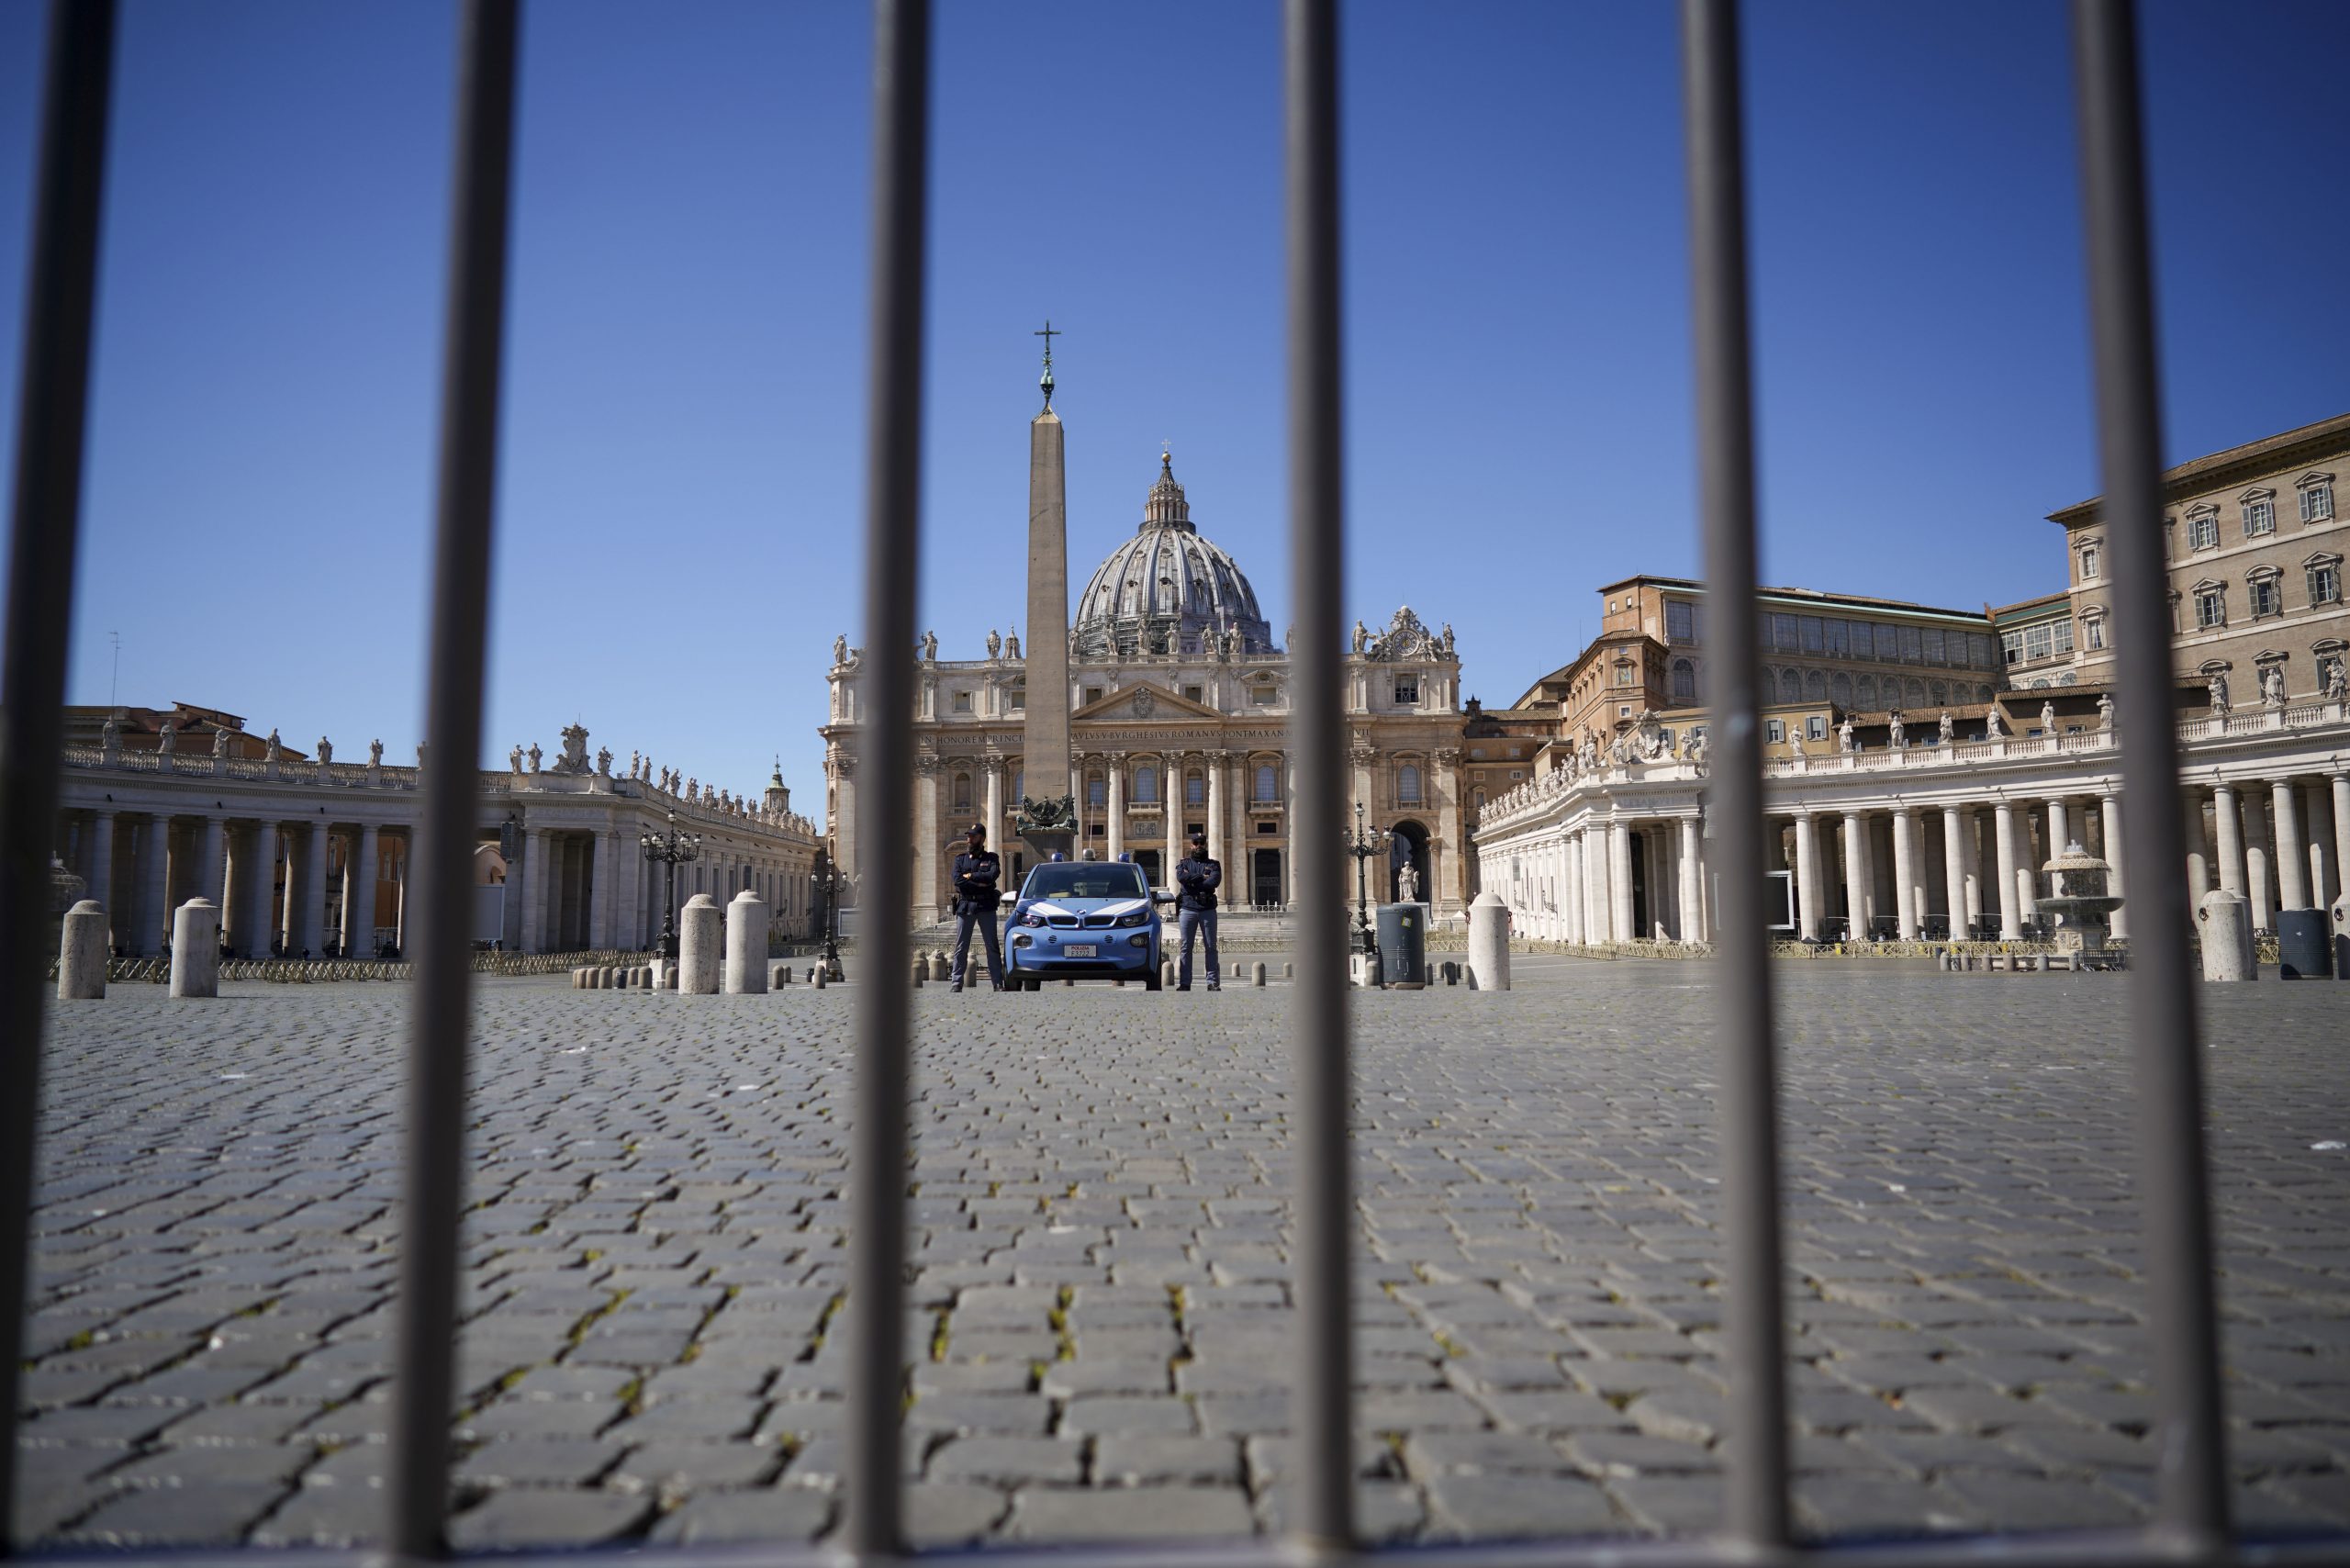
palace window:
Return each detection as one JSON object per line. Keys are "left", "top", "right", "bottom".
{"left": 1134, "top": 765, "right": 1158, "bottom": 803}
{"left": 1849, "top": 622, "right": 1874, "bottom": 659}
{"left": 1186, "top": 772, "right": 1204, "bottom": 805}
{"left": 1897, "top": 626, "right": 1923, "bottom": 662}
{"left": 1779, "top": 669, "right": 1803, "bottom": 703}
{"left": 1806, "top": 715, "right": 1826, "bottom": 741}
{"left": 1087, "top": 776, "right": 1106, "bottom": 808}
{"left": 2188, "top": 510, "right": 2221, "bottom": 551}
{"left": 2083, "top": 614, "right": 2106, "bottom": 651}
{"left": 951, "top": 689, "right": 971, "bottom": 712}
{"left": 2248, "top": 573, "right": 2282, "bottom": 620}
{"left": 2195, "top": 585, "right": 2226, "bottom": 628}
{"left": 1921, "top": 628, "right": 1945, "bottom": 665}
{"left": 2243, "top": 494, "right": 2277, "bottom": 537}
{"left": 1857, "top": 674, "right": 1878, "bottom": 709}
{"left": 1825, "top": 619, "right": 1849, "bottom": 656}
{"left": 2310, "top": 558, "right": 2344, "bottom": 606}
{"left": 2300, "top": 478, "right": 2335, "bottom": 523}
{"left": 1830, "top": 671, "right": 1852, "bottom": 707}
{"left": 1665, "top": 599, "right": 1695, "bottom": 643}
{"left": 1805, "top": 669, "right": 1827, "bottom": 702}
{"left": 2079, "top": 543, "right": 2101, "bottom": 581}
{"left": 1255, "top": 763, "right": 1279, "bottom": 802}
{"left": 1770, "top": 613, "right": 1799, "bottom": 652}
{"left": 1393, "top": 674, "right": 1419, "bottom": 705}
{"left": 1764, "top": 719, "right": 1785, "bottom": 744}
{"left": 1801, "top": 616, "right": 1824, "bottom": 654}
{"left": 1397, "top": 764, "right": 1422, "bottom": 805}
{"left": 1671, "top": 659, "right": 1696, "bottom": 704}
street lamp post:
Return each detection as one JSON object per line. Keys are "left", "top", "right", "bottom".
{"left": 811, "top": 852, "right": 845, "bottom": 981}
{"left": 1341, "top": 801, "right": 1391, "bottom": 979}
{"left": 638, "top": 811, "right": 701, "bottom": 962}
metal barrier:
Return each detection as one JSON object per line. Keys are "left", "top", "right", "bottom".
{"left": 0, "top": 0, "right": 2327, "bottom": 1562}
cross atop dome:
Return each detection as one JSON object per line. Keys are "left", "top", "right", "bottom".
{"left": 1144, "top": 448, "right": 1192, "bottom": 532}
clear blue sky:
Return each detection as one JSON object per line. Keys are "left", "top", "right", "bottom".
{"left": 3, "top": 0, "right": 2345, "bottom": 820}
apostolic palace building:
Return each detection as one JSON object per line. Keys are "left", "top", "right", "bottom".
{"left": 1472, "top": 411, "right": 2350, "bottom": 947}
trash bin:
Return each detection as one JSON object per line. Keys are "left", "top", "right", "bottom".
{"left": 2277, "top": 908, "right": 2329, "bottom": 980}
{"left": 1376, "top": 902, "right": 1428, "bottom": 989}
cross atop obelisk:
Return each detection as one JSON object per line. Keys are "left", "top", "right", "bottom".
{"left": 1035, "top": 319, "right": 1059, "bottom": 409}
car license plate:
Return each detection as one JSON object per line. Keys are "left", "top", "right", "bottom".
{"left": 1064, "top": 944, "right": 1097, "bottom": 958}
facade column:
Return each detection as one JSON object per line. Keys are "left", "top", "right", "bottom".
{"left": 1891, "top": 807, "right": 1919, "bottom": 940}
{"left": 86, "top": 811, "right": 117, "bottom": 937}
{"left": 1608, "top": 818, "right": 1634, "bottom": 943}
{"left": 1107, "top": 755, "right": 1125, "bottom": 862}
{"left": 1579, "top": 827, "right": 1602, "bottom": 943}
{"left": 1993, "top": 801, "right": 2023, "bottom": 941}
{"left": 2045, "top": 794, "right": 2072, "bottom": 857}
{"left": 1941, "top": 805, "right": 1965, "bottom": 942}
{"left": 521, "top": 827, "right": 546, "bottom": 953}
{"left": 2332, "top": 772, "right": 2350, "bottom": 912}
{"left": 1206, "top": 751, "right": 1225, "bottom": 868}
{"left": 1562, "top": 834, "right": 1583, "bottom": 944}
{"left": 200, "top": 816, "right": 227, "bottom": 918}
{"left": 2271, "top": 778, "right": 2308, "bottom": 912}
{"left": 1840, "top": 812, "right": 1868, "bottom": 940}
{"left": 241, "top": 824, "right": 276, "bottom": 957}
{"left": 1166, "top": 755, "right": 1184, "bottom": 892}
{"left": 618, "top": 827, "right": 641, "bottom": 951}
{"left": 590, "top": 830, "right": 615, "bottom": 948}
{"left": 2212, "top": 784, "right": 2245, "bottom": 896}
{"left": 348, "top": 824, "right": 380, "bottom": 958}
{"left": 985, "top": 764, "right": 1004, "bottom": 858}
{"left": 914, "top": 762, "right": 942, "bottom": 923}
{"left": 393, "top": 834, "right": 409, "bottom": 949}
{"left": 2100, "top": 793, "right": 2127, "bottom": 941}
{"left": 1793, "top": 812, "right": 1821, "bottom": 942}
{"left": 298, "top": 820, "right": 329, "bottom": 956}
{"left": 138, "top": 814, "right": 169, "bottom": 957}
{"left": 1679, "top": 817, "right": 1703, "bottom": 943}
{"left": 2303, "top": 782, "right": 2335, "bottom": 912}
{"left": 2186, "top": 794, "right": 2212, "bottom": 901}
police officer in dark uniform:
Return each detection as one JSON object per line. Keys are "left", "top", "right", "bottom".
{"left": 949, "top": 823, "right": 1004, "bottom": 991}
{"left": 1174, "top": 828, "right": 1222, "bottom": 991}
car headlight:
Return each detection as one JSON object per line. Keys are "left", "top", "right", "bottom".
{"left": 1012, "top": 933, "right": 1033, "bottom": 948}
{"left": 1018, "top": 912, "right": 1045, "bottom": 927}
{"left": 1114, "top": 912, "right": 1147, "bottom": 927}
{"left": 1127, "top": 933, "right": 1150, "bottom": 947}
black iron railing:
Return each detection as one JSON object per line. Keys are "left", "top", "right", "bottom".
{"left": 0, "top": 1, "right": 2318, "bottom": 1563}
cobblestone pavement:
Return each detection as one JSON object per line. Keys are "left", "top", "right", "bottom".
{"left": 17, "top": 961, "right": 2350, "bottom": 1550}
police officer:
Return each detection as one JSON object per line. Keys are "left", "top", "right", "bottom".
{"left": 1173, "top": 828, "right": 1222, "bottom": 991}
{"left": 948, "top": 823, "right": 1004, "bottom": 992}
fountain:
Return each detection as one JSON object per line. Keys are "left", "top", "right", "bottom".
{"left": 2038, "top": 839, "right": 2123, "bottom": 962}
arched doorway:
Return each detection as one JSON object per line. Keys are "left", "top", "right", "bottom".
{"left": 1388, "top": 819, "right": 1430, "bottom": 904}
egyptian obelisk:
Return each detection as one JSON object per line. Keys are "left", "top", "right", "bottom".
{"left": 1017, "top": 322, "right": 1077, "bottom": 861}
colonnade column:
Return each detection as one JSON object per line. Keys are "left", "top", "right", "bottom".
{"left": 2271, "top": 778, "right": 2308, "bottom": 912}
{"left": 199, "top": 817, "right": 227, "bottom": 919}
{"left": 2303, "top": 782, "right": 2334, "bottom": 912}
{"left": 348, "top": 825, "right": 380, "bottom": 958}
{"left": 1607, "top": 819, "right": 1634, "bottom": 943}
{"left": 1563, "top": 834, "right": 1583, "bottom": 944}
{"left": 1993, "top": 801, "right": 2022, "bottom": 941}
{"left": 1107, "top": 756, "right": 1125, "bottom": 862}
{"left": 1166, "top": 756, "right": 1183, "bottom": 892}
{"left": 2329, "top": 770, "right": 2350, "bottom": 910}
{"left": 590, "top": 830, "right": 616, "bottom": 949}
{"left": 2243, "top": 791, "right": 2274, "bottom": 929}
{"left": 521, "top": 827, "right": 546, "bottom": 953}
{"left": 241, "top": 824, "right": 275, "bottom": 957}
{"left": 2212, "top": 784, "right": 2245, "bottom": 896}
{"left": 298, "top": 820, "right": 329, "bottom": 957}
{"left": 984, "top": 764, "right": 1004, "bottom": 856}
{"left": 2186, "top": 795, "right": 2212, "bottom": 901}
{"left": 2045, "top": 793, "right": 2071, "bottom": 857}
{"left": 1840, "top": 812, "right": 1867, "bottom": 940}
{"left": 1679, "top": 817, "right": 1703, "bottom": 944}
{"left": 1890, "top": 807, "right": 1919, "bottom": 940}
{"left": 1940, "top": 806, "right": 1965, "bottom": 942}
{"left": 1793, "top": 812, "right": 1821, "bottom": 942}
{"left": 87, "top": 811, "right": 117, "bottom": 935}
{"left": 138, "top": 815, "right": 169, "bottom": 956}
{"left": 1963, "top": 809, "right": 1986, "bottom": 936}
{"left": 2100, "top": 793, "right": 2127, "bottom": 940}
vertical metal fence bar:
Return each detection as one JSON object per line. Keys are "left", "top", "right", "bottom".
{"left": 1282, "top": 0, "right": 1354, "bottom": 1551}
{"left": 0, "top": 0, "right": 116, "bottom": 1540}
{"left": 1678, "top": 0, "right": 1791, "bottom": 1549}
{"left": 845, "top": 0, "right": 930, "bottom": 1554}
{"left": 388, "top": 0, "right": 521, "bottom": 1555}
{"left": 2069, "top": 1, "right": 2229, "bottom": 1551}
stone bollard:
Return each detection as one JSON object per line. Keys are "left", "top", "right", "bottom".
{"left": 1283, "top": 963, "right": 1293, "bottom": 980}
{"left": 1468, "top": 890, "right": 1512, "bottom": 991}
{"left": 677, "top": 895, "right": 722, "bottom": 994}
{"left": 1233, "top": 961, "right": 1247, "bottom": 980}
{"left": 170, "top": 900, "right": 221, "bottom": 998}
{"left": 1251, "top": 961, "right": 1266, "bottom": 988}
{"left": 725, "top": 890, "right": 769, "bottom": 994}
{"left": 2196, "top": 890, "right": 2254, "bottom": 982}
{"left": 812, "top": 964, "right": 827, "bottom": 989}
{"left": 770, "top": 961, "right": 790, "bottom": 988}
{"left": 1160, "top": 958, "right": 1175, "bottom": 989}
{"left": 58, "top": 900, "right": 107, "bottom": 1001}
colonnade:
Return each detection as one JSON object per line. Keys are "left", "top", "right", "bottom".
{"left": 2186, "top": 771, "right": 2350, "bottom": 931}
{"left": 58, "top": 809, "right": 411, "bottom": 959}
{"left": 1506, "top": 812, "right": 1708, "bottom": 945}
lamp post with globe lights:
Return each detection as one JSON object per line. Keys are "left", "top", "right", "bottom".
{"left": 811, "top": 850, "right": 846, "bottom": 982}
{"left": 639, "top": 812, "right": 701, "bottom": 961}
{"left": 1341, "top": 801, "right": 1391, "bottom": 974}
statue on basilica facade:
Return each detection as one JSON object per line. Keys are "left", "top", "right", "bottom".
{"left": 510, "top": 745, "right": 523, "bottom": 774}
{"left": 920, "top": 630, "right": 938, "bottom": 662}
{"left": 158, "top": 721, "right": 176, "bottom": 754}
{"left": 1837, "top": 714, "right": 1856, "bottom": 752}
{"left": 2040, "top": 700, "right": 2057, "bottom": 733}
{"left": 1887, "top": 711, "right": 1906, "bottom": 748}
{"left": 1984, "top": 704, "right": 2006, "bottom": 739}
{"left": 834, "top": 633, "right": 848, "bottom": 666}
{"left": 987, "top": 628, "right": 1002, "bottom": 659}
{"left": 266, "top": 729, "right": 282, "bottom": 762}
{"left": 101, "top": 714, "right": 118, "bottom": 749}
{"left": 368, "top": 738, "right": 384, "bottom": 767}
{"left": 212, "top": 725, "right": 231, "bottom": 758}
{"left": 2207, "top": 670, "right": 2230, "bottom": 714}
{"left": 596, "top": 745, "right": 611, "bottom": 776}
{"left": 527, "top": 742, "right": 543, "bottom": 773}
{"left": 1937, "top": 711, "right": 1953, "bottom": 745}
{"left": 1005, "top": 626, "right": 1021, "bottom": 659}
{"left": 1439, "top": 622, "right": 1455, "bottom": 657}
{"left": 318, "top": 737, "right": 332, "bottom": 765}
{"left": 2259, "top": 664, "right": 2287, "bottom": 708}
{"left": 1351, "top": 620, "right": 1370, "bottom": 655}
{"left": 2327, "top": 659, "right": 2348, "bottom": 701}
{"left": 2098, "top": 692, "right": 2115, "bottom": 730}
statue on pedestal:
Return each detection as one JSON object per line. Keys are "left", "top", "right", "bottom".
{"left": 596, "top": 746, "right": 611, "bottom": 776}
{"left": 368, "top": 738, "right": 384, "bottom": 767}
{"left": 265, "top": 729, "right": 282, "bottom": 762}
{"left": 2259, "top": 664, "right": 2287, "bottom": 708}
{"left": 987, "top": 628, "right": 1002, "bottom": 659}
{"left": 2041, "top": 700, "right": 2057, "bottom": 733}
{"left": 318, "top": 737, "right": 332, "bottom": 765}
{"left": 1887, "top": 711, "right": 1906, "bottom": 749}
{"left": 2098, "top": 692, "right": 2115, "bottom": 730}
{"left": 1984, "top": 705, "right": 2006, "bottom": 739}
{"left": 510, "top": 745, "right": 523, "bottom": 774}
{"left": 212, "top": 726, "right": 231, "bottom": 758}
{"left": 158, "top": 721, "right": 176, "bottom": 754}
{"left": 527, "top": 742, "right": 543, "bottom": 773}
{"left": 1838, "top": 714, "right": 1856, "bottom": 752}
{"left": 2207, "top": 671, "right": 2230, "bottom": 714}
{"left": 1398, "top": 861, "right": 1418, "bottom": 903}
{"left": 1005, "top": 626, "right": 1021, "bottom": 659}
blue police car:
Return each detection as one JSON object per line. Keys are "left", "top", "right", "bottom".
{"left": 1002, "top": 857, "right": 1165, "bottom": 991}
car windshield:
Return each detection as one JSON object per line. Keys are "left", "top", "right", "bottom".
{"left": 1023, "top": 864, "right": 1148, "bottom": 902}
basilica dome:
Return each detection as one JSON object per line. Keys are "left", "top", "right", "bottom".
{"left": 1072, "top": 453, "right": 1275, "bottom": 661}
